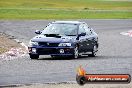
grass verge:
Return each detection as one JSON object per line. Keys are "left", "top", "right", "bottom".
{"left": 0, "top": 0, "right": 132, "bottom": 19}
{"left": 0, "top": 9, "right": 132, "bottom": 19}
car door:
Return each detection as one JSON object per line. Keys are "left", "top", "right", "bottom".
{"left": 78, "top": 24, "right": 87, "bottom": 52}
{"left": 83, "top": 24, "right": 95, "bottom": 51}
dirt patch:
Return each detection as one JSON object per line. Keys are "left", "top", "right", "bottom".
{"left": 0, "top": 32, "right": 27, "bottom": 61}
{"left": 0, "top": 32, "right": 22, "bottom": 54}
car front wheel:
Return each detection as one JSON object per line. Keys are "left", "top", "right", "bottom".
{"left": 30, "top": 54, "right": 39, "bottom": 59}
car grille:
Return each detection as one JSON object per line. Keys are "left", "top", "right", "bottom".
{"left": 38, "top": 42, "right": 59, "bottom": 47}
{"left": 37, "top": 48, "right": 58, "bottom": 54}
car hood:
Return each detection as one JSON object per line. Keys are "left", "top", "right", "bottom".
{"left": 31, "top": 34, "right": 76, "bottom": 43}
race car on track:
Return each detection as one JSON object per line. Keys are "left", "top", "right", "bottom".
{"left": 28, "top": 21, "right": 99, "bottom": 59}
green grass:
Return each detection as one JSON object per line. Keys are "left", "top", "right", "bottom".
{"left": 0, "top": 9, "right": 131, "bottom": 19}
{"left": 0, "top": 0, "right": 132, "bottom": 10}
{"left": 0, "top": 0, "right": 132, "bottom": 19}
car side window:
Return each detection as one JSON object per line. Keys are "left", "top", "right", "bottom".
{"left": 83, "top": 24, "right": 91, "bottom": 35}
{"left": 78, "top": 24, "right": 86, "bottom": 34}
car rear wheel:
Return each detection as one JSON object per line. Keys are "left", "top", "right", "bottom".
{"left": 89, "top": 45, "right": 98, "bottom": 57}
{"left": 30, "top": 54, "right": 39, "bottom": 59}
{"left": 72, "top": 46, "right": 79, "bottom": 59}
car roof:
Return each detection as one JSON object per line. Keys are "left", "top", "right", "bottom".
{"left": 52, "top": 21, "right": 85, "bottom": 24}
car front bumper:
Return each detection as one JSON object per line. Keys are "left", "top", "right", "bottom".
{"left": 28, "top": 46, "right": 74, "bottom": 56}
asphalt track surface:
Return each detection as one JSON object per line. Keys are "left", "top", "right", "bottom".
{"left": 0, "top": 19, "right": 132, "bottom": 85}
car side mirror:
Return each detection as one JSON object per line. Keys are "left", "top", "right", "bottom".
{"left": 76, "top": 32, "right": 86, "bottom": 40}
{"left": 35, "top": 30, "right": 41, "bottom": 34}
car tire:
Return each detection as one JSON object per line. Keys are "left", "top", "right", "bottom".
{"left": 89, "top": 45, "right": 98, "bottom": 57}
{"left": 72, "top": 46, "right": 79, "bottom": 59}
{"left": 30, "top": 54, "right": 39, "bottom": 59}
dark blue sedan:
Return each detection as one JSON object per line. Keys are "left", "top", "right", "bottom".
{"left": 28, "top": 21, "right": 99, "bottom": 59}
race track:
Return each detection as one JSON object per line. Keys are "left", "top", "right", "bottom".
{"left": 0, "top": 19, "right": 132, "bottom": 85}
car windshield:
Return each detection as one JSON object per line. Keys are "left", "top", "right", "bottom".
{"left": 41, "top": 23, "right": 78, "bottom": 36}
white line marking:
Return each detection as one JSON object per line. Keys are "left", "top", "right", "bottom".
{"left": 120, "top": 30, "right": 132, "bottom": 37}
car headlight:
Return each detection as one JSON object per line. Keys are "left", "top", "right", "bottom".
{"left": 58, "top": 43, "right": 71, "bottom": 47}
{"left": 29, "top": 41, "right": 38, "bottom": 46}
